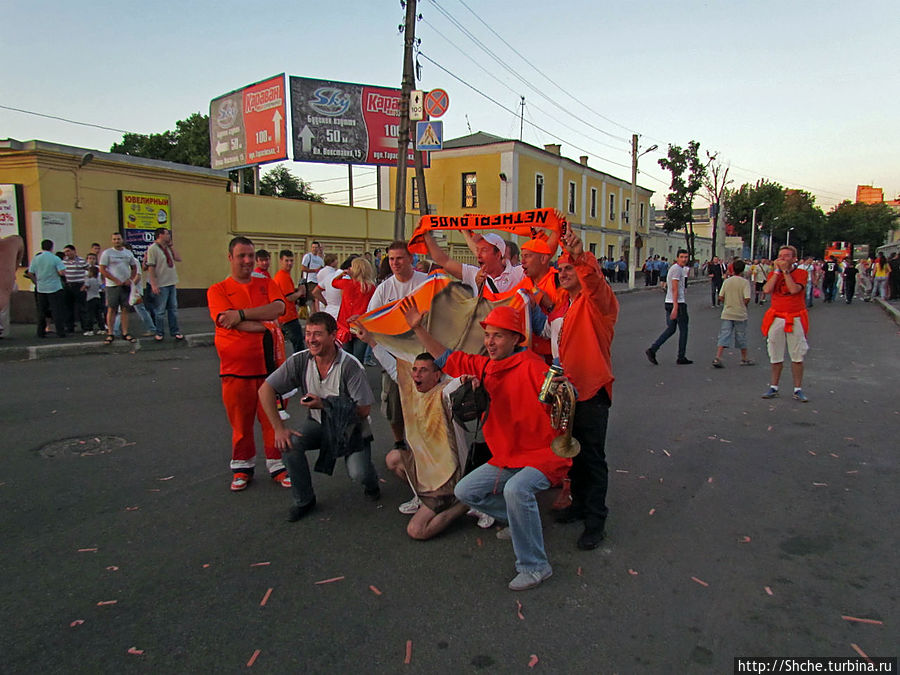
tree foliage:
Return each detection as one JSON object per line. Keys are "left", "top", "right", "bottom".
{"left": 824, "top": 201, "right": 896, "bottom": 254}
{"left": 658, "top": 140, "right": 707, "bottom": 261}
{"left": 260, "top": 166, "right": 323, "bottom": 202}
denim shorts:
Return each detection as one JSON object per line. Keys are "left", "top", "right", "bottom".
{"left": 717, "top": 319, "right": 748, "bottom": 349}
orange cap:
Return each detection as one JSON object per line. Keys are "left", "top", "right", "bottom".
{"left": 521, "top": 238, "right": 553, "bottom": 255}
{"left": 480, "top": 305, "right": 525, "bottom": 338}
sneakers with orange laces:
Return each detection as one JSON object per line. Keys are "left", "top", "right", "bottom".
{"left": 230, "top": 472, "right": 252, "bottom": 492}
{"left": 272, "top": 471, "right": 292, "bottom": 488}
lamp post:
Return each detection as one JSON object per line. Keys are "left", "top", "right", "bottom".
{"left": 629, "top": 135, "right": 658, "bottom": 289}
{"left": 749, "top": 201, "right": 765, "bottom": 259}
{"left": 786, "top": 226, "right": 795, "bottom": 248}
{"left": 768, "top": 216, "right": 780, "bottom": 259}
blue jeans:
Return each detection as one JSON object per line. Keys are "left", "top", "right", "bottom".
{"left": 455, "top": 464, "right": 552, "bottom": 574}
{"left": 282, "top": 417, "right": 379, "bottom": 507}
{"left": 152, "top": 285, "right": 180, "bottom": 336}
{"left": 650, "top": 302, "right": 689, "bottom": 359}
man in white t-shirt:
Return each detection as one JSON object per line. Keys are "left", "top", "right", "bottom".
{"left": 421, "top": 230, "right": 524, "bottom": 295}
{"left": 99, "top": 232, "right": 138, "bottom": 343}
{"left": 312, "top": 253, "right": 342, "bottom": 320}
{"left": 646, "top": 249, "right": 692, "bottom": 365}
{"left": 301, "top": 241, "right": 324, "bottom": 312}
{"left": 367, "top": 241, "right": 429, "bottom": 451}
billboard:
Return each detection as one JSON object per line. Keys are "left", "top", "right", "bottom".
{"left": 0, "top": 184, "right": 25, "bottom": 239}
{"left": 289, "top": 76, "right": 426, "bottom": 167}
{"left": 118, "top": 190, "right": 171, "bottom": 261}
{"left": 209, "top": 74, "right": 288, "bottom": 170}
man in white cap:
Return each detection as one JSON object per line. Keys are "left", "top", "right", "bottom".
{"left": 421, "top": 230, "right": 524, "bottom": 294}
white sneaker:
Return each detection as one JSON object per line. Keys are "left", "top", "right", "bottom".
{"left": 467, "top": 509, "right": 495, "bottom": 529}
{"left": 83, "top": 331, "right": 94, "bottom": 336}
{"left": 278, "top": 410, "right": 291, "bottom": 421}
{"left": 398, "top": 495, "right": 421, "bottom": 515}
{"left": 496, "top": 526, "right": 512, "bottom": 540}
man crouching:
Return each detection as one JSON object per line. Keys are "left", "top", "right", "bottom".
{"left": 399, "top": 299, "right": 570, "bottom": 591}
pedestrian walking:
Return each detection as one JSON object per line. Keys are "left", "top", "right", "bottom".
{"left": 645, "top": 249, "right": 692, "bottom": 365}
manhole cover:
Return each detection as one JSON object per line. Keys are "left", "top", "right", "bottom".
{"left": 38, "top": 435, "right": 132, "bottom": 458}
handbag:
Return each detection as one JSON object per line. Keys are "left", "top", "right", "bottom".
{"left": 450, "top": 362, "right": 490, "bottom": 425}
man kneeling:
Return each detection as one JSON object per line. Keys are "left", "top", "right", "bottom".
{"left": 400, "top": 299, "right": 570, "bottom": 591}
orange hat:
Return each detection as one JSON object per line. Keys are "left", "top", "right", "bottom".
{"left": 521, "top": 238, "right": 553, "bottom": 255}
{"left": 480, "top": 305, "right": 525, "bottom": 338}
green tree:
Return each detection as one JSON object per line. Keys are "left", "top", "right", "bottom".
{"left": 824, "top": 201, "right": 897, "bottom": 255}
{"left": 658, "top": 140, "right": 707, "bottom": 261}
{"left": 260, "top": 166, "right": 323, "bottom": 202}
{"left": 778, "top": 189, "right": 825, "bottom": 257}
{"left": 723, "top": 180, "right": 786, "bottom": 256}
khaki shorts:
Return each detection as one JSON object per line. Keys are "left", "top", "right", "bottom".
{"left": 398, "top": 448, "right": 459, "bottom": 514}
{"left": 766, "top": 316, "right": 808, "bottom": 364}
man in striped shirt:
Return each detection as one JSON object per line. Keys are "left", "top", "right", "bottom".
{"left": 62, "top": 245, "right": 88, "bottom": 335}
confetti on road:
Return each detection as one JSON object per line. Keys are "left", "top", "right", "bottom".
{"left": 378, "top": 478, "right": 387, "bottom": 483}
{"left": 106, "top": 566, "right": 119, "bottom": 572}
{"left": 369, "top": 585, "right": 382, "bottom": 596}
{"left": 250, "top": 562, "right": 271, "bottom": 567}
{"left": 147, "top": 488, "right": 161, "bottom": 492}
{"left": 719, "top": 438, "right": 732, "bottom": 443}
{"left": 259, "top": 588, "right": 273, "bottom": 607}
{"left": 662, "top": 449, "right": 671, "bottom": 457}
{"left": 158, "top": 476, "right": 175, "bottom": 481}
{"left": 576, "top": 567, "right": 582, "bottom": 576}
{"left": 246, "top": 649, "right": 261, "bottom": 667}
{"left": 476, "top": 538, "right": 483, "bottom": 548}
{"left": 77, "top": 548, "right": 98, "bottom": 553}
{"left": 125, "top": 506, "right": 139, "bottom": 511}
{"left": 707, "top": 435, "right": 717, "bottom": 440}
{"left": 812, "top": 482, "right": 828, "bottom": 487}
{"left": 528, "top": 654, "right": 539, "bottom": 668}
{"left": 314, "top": 576, "right": 345, "bottom": 585}
{"left": 841, "top": 615, "right": 883, "bottom": 625}
{"left": 707, "top": 477, "right": 713, "bottom": 483}
{"left": 764, "top": 586, "right": 774, "bottom": 596}
{"left": 615, "top": 469, "right": 629, "bottom": 474}
{"left": 628, "top": 569, "right": 639, "bottom": 576}
{"left": 767, "top": 426, "right": 773, "bottom": 431}
{"left": 648, "top": 508, "right": 656, "bottom": 515}
{"left": 127, "top": 647, "right": 144, "bottom": 656}
{"left": 846, "top": 470, "right": 858, "bottom": 474}
{"left": 516, "top": 600, "right": 525, "bottom": 620}
{"left": 808, "top": 451, "right": 817, "bottom": 456}
{"left": 96, "top": 600, "right": 118, "bottom": 606}
{"left": 850, "top": 644, "right": 873, "bottom": 664}
{"left": 739, "top": 536, "right": 751, "bottom": 543}
{"left": 691, "top": 577, "right": 709, "bottom": 587}
{"left": 830, "top": 453, "right": 839, "bottom": 458}
{"left": 70, "top": 619, "right": 85, "bottom": 627}
{"left": 843, "top": 437, "right": 854, "bottom": 441}
{"left": 404, "top": 640, "right": 412, "bottom": 665}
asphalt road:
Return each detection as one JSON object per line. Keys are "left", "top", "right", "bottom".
{"left": 2, "top": 285, "right": 897, "bottom": 673}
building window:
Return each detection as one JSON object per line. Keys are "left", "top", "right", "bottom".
{"left": 411, "top": 178, "right": 419, "bottom": 210}
{"left": 589, "top": 242, "right": 597, "bottom": 255}
{"left": 535, "top": 174, "right": 544, "bottom": 208}
{"left": 608, "top": 244, "right": 614, "bottom": 259}
{"left": 462, "top": 172, "right": 477, "bottom": 208}
{"left": 625, "top": 198, "right": 631, "bottom": 223}
{"left": 609, "top": 194, "right": 615, "bottom": 222}
{"left": 590, "top": 188, "right": 597, "bottom": 219}
{"left": 640, "top": 202, "right": 645, "bottom": 226}
{"left": 568, "top": 181, "right": 576, "bottom": 214}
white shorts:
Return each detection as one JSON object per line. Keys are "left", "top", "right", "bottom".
{"left": 766, "top": 317, "right": 808, "bottom": 364}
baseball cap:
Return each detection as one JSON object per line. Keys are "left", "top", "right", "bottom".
{"left": 479, "top": 305, "right": 524, "bottom": 339}
{"left": 521, "top": 238, "right": 553, "bottom": 255}
{"left": 480, "top": 233, "right": 506, "bottom": 257}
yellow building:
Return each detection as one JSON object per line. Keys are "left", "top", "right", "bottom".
{"left": 381, "top": 132, "right": 654, "bottom": 261}
{"left": 0, "top": 139, "right": 414, "bottom": 318}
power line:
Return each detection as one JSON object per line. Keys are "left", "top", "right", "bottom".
{"left": 0, "top": 103, "right": 136, "bottom": 135}
{"left": 306, "top": 170, "right": 376, "bottom": 184}
{"left": 318, "top": 181, "right": 378, "bottom": 196}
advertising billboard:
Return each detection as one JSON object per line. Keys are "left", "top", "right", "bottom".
{"left": 289, "top": 76, "right": 426, "bottom": 167}
{"left": 209, "top": 74, "right": 288, "bottom": 170}
{"left": 118, "top": 190, "right": 171, "bottom": 261}
{"left": 0, "top": 183, "right": 25, "bottom": 239}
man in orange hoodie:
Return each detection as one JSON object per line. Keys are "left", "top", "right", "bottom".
{"left": 399, "top": 299, "right": 568, "bottom": 591}
{"left": 548, "top": 229, "right": 619, "bottom": 549}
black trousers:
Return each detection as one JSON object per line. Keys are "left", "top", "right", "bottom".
{"left": 569, "top": 389, "right": 611, "bottom": 532}
{"left": 64, "top": 282, "right": 86, "bottom": 332}
{"left": 36, "top": 290, "right": 66, "bottom": 337}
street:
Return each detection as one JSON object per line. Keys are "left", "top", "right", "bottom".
{"left": 1, "top": 286, "right": 897, "bottom": 673}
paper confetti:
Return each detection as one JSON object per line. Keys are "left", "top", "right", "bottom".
{"left": 106, "top": 566, "right": 119, "bottom": 572}
{"left": 767, "top": 426, "right": 773, "bottom": 431}
{"left": 808, "top": 451, "right": 817, "bottom": 456}
{"left": 628, "top": 569, "right": 639, "bottom": 576}
{"left": 841, "top": 615, "right": 883, "bottom": 625}
{"left": 528, "top": 654, "right": 539, "bottom": 668}
{"left": 846, "top": 470, "right": 858, "bottom": 474}
{"left": 662, "top": 449, "right": 671, "bottom": 457}
{"left": 707, "top": 477, "right": 713, "bottom": 483}
{"left": 147, "top": 488, "right": 161, "bottom": 492}
{"left": 250, "top": 562, "right": 271, "bottom": 567}
{"left": 70, "top": 619, "right": 85, "bottom": 627}
{"left": 369, "top": 585, "right": 383, "bottom": 596}
{"left": 764, "top": 586, "right": 774, "bottom": 596}
{"left": 202, "top": 563, "right": 210, "bottom": 568}
{"left": 314, "top": 576, "right": 345, "bottom": 585}
{"left": 691, "top": 577, "right": 709, "bottom": 587}
{"left": 739, "top": 536, "right": 751, "bottom": 543}
{"left": 247, "top": 649, "right": 261, "bottom": 667}
{"left": 127, "top": 647, "right": 144, "bottom": 656}
{"left": 404, "top": 640, "right": 413, "bottom": 664}
{"left": 125, "top": 506, "right": 139, "bottom": 511}
{"left": 830, "top": 453, "right": 839, "bottom": 458}
{"left": 476, "top": 537, "right": 483, "bottom": 548}
{"left": 77, "top": 548, "right": 98, "bottom": 553}
{"left": 158, "top": 476, "right": 175, "bottom": 481}
{"left": 259, "top": 588, "right": 273, "bottom": 607}
{"left": 648, "top": 508, "right": 656, "bottom": 516}
{"left": 615, "top": 469, "right": 629, "bottom": 474}
{"left": 96, "top": 600, "right": 118, "bottom": 606}
{"left": 812, "top": 482, "right": 828, "bottom": 487}
{"left": 516, "top": 600, "right": 525, "bottom": 620}
{"left": 850, "top": 643, "right": 873, "bottom": 664}
{"left": 576, "top": 567, "right": 582, "bottom": 576}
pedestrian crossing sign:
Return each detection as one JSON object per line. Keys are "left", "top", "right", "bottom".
{"left": 415, "top": 121, "right": 443, "bottom": 151}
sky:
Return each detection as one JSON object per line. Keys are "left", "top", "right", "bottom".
{"left": 2, "top": 0, "right": 897, "bottom": 214}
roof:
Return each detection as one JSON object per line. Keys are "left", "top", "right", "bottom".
{"left": 441, "top": 131, "right": 512, "bottom": 150}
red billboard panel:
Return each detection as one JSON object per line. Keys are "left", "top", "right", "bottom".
{"left": 209, "top": 74, "right": 288, "bottom": 170}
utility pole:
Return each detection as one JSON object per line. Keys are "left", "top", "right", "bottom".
{"left": 628, "top": 134, "right": 638, "bottom": 289}
{"left": 393, "top": 0, "right": 418, "bottom": 241}
{"left": 519, "top": 96, "right": 525, "bottom": 141}
{"left": 348, "top": 164, "right": 353, "bottom": 207}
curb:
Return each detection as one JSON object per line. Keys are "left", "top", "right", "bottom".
{"left": 874, "top": 298, "right": 900, "bottom": 326}
{"left": 0, "top": 332, "right": 216, "bottom": 362}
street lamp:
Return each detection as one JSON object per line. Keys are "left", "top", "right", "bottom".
{"left": 749, "top": 202, "right": 765, "bottom": 259}
{"left": 629, "top": 136, "right": 658, "bottom": 289}
{"left": 768, "top": 216, "right": 780, "bottom": 259}
{"left": 786, "top": 226, "right": 795, "bottom": 247}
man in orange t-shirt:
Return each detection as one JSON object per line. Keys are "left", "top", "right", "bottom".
{"left": 274, "top": 249, "right": 305, "bottom": 353}
{"left": 208, "top": 236, "right": 288, "bottom": 492}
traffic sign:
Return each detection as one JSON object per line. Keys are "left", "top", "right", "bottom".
{"left": 416, "top": 121, "right": 443, "bottom": 151}
{"left": 423, "top": 88, "right": 449, "bottom": 118}
{"left": 410, "top": 90, "right": 424, "bottom": 120}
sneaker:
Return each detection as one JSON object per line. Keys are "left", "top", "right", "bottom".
{"left": 364, "top": 485, "right": 382, "bottom": 501}
{"left": 496, "top": 526, "right": 512, "bottom": 540}
{"left": 475, "top": 511, "right": 495, "bottom": 529}
{"left": 272, "top": 471, "right": 292, "bottom": 488}
{"left": 676, "top": 357, "right": 693, "bottom": 365}
{"left": 577, "top": 527, "right": 605, "bottom": 550}
{"left": 83, "top": 331, "right": 94, "bottom": 336}
{"left": 712, "top": 358, "right": 724, "bottom": 368}
{"left": 508, "top": 567, "right": 553, "bottom": 591}
{"left": 398, "top": 495, "right": 421, "bottom": 515}
{"left": 792, "top": 389, "right": 809, "bottom": 403}
{"left": 761, "top": 386, "right": 779, "bottom": 399}
{"left": 287, "top": 497, "right": 316, "bottom": 522}
{"left": 645, "top": 348, "right": 658, "bottom": 365}
{"left": 230, "top": 472, "right": 252, "bottom": 491}
{"left": 740, "top": 359, "right": 756, "bottom": 366}
{"left": 278, "top": 410, "right": 291, "bottom": 421}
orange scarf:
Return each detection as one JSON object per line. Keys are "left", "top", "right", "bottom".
{"left": 408, "top": 208, "right": 566, "bottom": 254}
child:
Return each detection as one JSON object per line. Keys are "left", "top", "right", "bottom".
{"left": 712, "top": 259, "right": 754, "bottom": 367}
{"left": 81, "top": 266, "right": 105, "bottom": 335}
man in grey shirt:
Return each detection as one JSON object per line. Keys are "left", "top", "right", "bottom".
{"left": 646, "top": 248, "right": 692, "bottom": 365}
